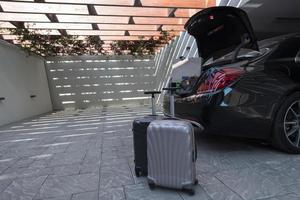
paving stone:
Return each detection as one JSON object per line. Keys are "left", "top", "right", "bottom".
{"left": 71, "top": 191, "right": 98, "bottom": 200}
{"left": 51, "top": 165, "right": 81, "bottom": 176}
{"left": 8, "top": 157, "right": 36, "bottom": 169}
{"left": 100, "top": 158, "right": 128, "bottom": 168}
{"left": 178, "top": 185, "right": 211, "bottom": 200}
{"left": 29, "top": 157, "right": 53, "bottom": 169}
{"left": 48, "top": 152, "right": 85, "bottom": 167}
{"left": 0, "top": 175, "right": 47, "bottom": 200}
{"left": 100, "top": 163, "right": 134, "bottom": 189}
{"left": 38, "top": 173, "right": 98, "bottom": 199}
{"left": 43, "top": 145, "right": 69, "bottom": 154}
{"left": 101, "top": 150, "right": 119, "bottom": 161}
{"left": 1, "top": 106, "right": 300, "bottom": 200}
{"left": 65, "top": 141, "right": 90, "bottom": 153}
{"left": 215, "top": 167, "right": 288, "bottom": 200}
{"left": 0, "top": 159, "right": 16, "bottom": 173}
{"left": 79, "top": 162, "right": 100, "bottom": 174}
{"left": 82, "top": 149, "right": 101, "bottom": 164}
{"left": 264, "top": 158, "right": 300, "bottom": 182}
{"left": 34, "top": 195, "right": 71, "bottom": 200}
{"left": 99, "top": 186, "right": 125, "bottom": 200}
{"left": 259, "top": 193, "right": 300, "bottom": 200}
{"left": 282, "top": 182, "right": 300, "bottom": 196}
{"left": 125, "top": 183, "right": 182, "bottom": 200}
{"left": 0, "top": 179, "right": 14, "bottom": 193}
{"left": 197, "top": 173, "right": 244, "bottom": 200}
{"left": 14, "top": 167, "right": 53, "bottom": 179}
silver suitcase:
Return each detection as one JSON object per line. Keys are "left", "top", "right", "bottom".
{"left": 147, "top": 119, "right": 197, "bottom": 195}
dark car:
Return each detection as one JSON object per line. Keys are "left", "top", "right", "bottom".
{"left": 163, "top": 6, "right": 300, "bottom": 153}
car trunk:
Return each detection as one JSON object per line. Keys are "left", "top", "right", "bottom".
{"left": 174, "top": 6, "right": 261, "bottom": 97}
{"left": 184, "top": 6, "right": 259, "bottom": 63}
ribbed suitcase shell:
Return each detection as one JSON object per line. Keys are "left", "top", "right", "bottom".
{"left": 147, "top": 120, "right": 196, "bottom": 189}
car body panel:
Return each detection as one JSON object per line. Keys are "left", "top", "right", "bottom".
{"left": 163, "top": 34, "right": 300, "bottom": 140}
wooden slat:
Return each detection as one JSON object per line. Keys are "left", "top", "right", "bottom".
{"left": 3, "top": 0, "right": 216, "bottom": 9}
{"left": 100, "top": 36, "right": 151, "bottom": 40}
{"left": 0, "top": 0, "right": 216, "bottom": 47}
{"left": 0, "top": 1, "right": 89, "bottom": 14}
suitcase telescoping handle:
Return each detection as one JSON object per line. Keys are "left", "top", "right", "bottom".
{"left": 144, "top": 91, "right": 161, "bottom": 115}
{"left": 163, "top": 87, "right": 180, "bottom": 118}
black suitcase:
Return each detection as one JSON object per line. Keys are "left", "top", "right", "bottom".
{"left": 133, "top": 115, "right": 161, "bottom": 176}
{"left": 132, "top": 91, "right": 161, "bottom": 177}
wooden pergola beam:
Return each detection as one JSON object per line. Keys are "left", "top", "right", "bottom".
{"left": 45, "top": 13, "right": 67, "bottom": 36}
{"left": 157, "top": 25, "right": 163, "bottom": 31}
{"left": 156, "top": 8, "right": 177, "bottom": 31}
{"left": 128, "top": 17, "right": 135, "bottom": 24}
{"left": 134, "top": 0, "right": 142, "bottom": 7}
{"left": 10, "top": 22, "right": 25, "bottom": 29}
{"left": 168, "top": 8, "right": 177, "bottom": 17}
{"left": 87, "top": 4, "right": 100, "bottom": 30}
{"left": 124, "top": 30, "right": 130, "bottom": 36}
{"left": 34, "top": 0, "right": 67, "bottom": 36}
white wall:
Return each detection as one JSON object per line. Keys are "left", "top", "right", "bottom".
{"left": 45, "top": 55, "right": 156, "bottom": 110}
{"left": 0, "top": 41, "right": 52, "bottom": 126}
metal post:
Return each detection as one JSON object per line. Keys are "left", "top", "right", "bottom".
{"left": 144, "top": 91, "right": 161, "bottom": 116}
{"left": 151, "top": 94, "right": 156, "bottom": 115}
{"left": 170, "top": 93, "right": 175, "bottom": 118}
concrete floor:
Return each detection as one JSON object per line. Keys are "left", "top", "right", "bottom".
{"left": 0, "top": 105, "right": 299, "bottom": 200}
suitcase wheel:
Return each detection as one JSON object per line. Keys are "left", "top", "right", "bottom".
{"left": 186, "top": 189, "right": 195, "bottom": 196}
{"left": 148, "top": 182, "right": 156, "bottom": 190}
{"left": 194, "top": 179, "right": 198, "bottom": 185}
{"left": 135, "top": 167, "right": 142, "bottom": 177}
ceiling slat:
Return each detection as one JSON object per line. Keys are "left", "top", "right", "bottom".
{"left": 24, "top": 22, "right": 92, "bottom": 30}
{"left": 0, "top": 0, "right": 216, "bottom": 44}
{"left": 4, "top": 0, "right": 209, "bottom": 9}
{"left": 0, "top": 5, "right": 25, "bottom": 29}
{"left": 44, "top": 13, "right": 66, "bottom": 35}
{"left": 87, "top": 4, "right": 100, "bottom": 31}
{"left": 0, "top": 1, "right": 89, "bottom": 15}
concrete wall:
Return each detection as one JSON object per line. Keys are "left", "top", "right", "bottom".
{"left": 0, "top": 41, "right": 52, "bottom": 126}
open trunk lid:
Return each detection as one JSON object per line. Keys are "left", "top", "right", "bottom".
{"left": 184, "top": 6, "right": 259, "bottom": 62}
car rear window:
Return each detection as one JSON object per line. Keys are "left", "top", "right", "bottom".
{"left": 203, "top": 48, "right": 268, "bottom": 66}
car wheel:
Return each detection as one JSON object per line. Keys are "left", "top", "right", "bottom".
{"left": 273, "top": 92, "right": 300, "bottom": 153}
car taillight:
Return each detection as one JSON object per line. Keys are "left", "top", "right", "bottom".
{"left": 197, "top": 67, "right": 244, "bottom": 94}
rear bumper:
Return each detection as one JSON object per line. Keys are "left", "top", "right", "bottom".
{"left": 163, "top": 92, "right": 223, "bottom": 126}
{"left": 163, "top": 90, "right": 273, "bottom": 139}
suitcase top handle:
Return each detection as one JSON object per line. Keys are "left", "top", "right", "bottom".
{"left": 163, "top": 87, "right": 180, "bottom": 95}
{"left": 144, "top": 91, "right": 161, "bottom": 98}
{"left": 144, "top": 91, "right": 161, "bottom": 115}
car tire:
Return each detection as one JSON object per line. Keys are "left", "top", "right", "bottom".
{"left": 272, "top": 92, "right": 300, "bottom": 154}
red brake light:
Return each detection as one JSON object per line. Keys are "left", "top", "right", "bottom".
{"left": 197, "top": 67, "right": 244, "bottom": 94}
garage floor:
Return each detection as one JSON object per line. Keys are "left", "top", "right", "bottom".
{"left": 0, "top": 105, "right": 299, "bottom": 200}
